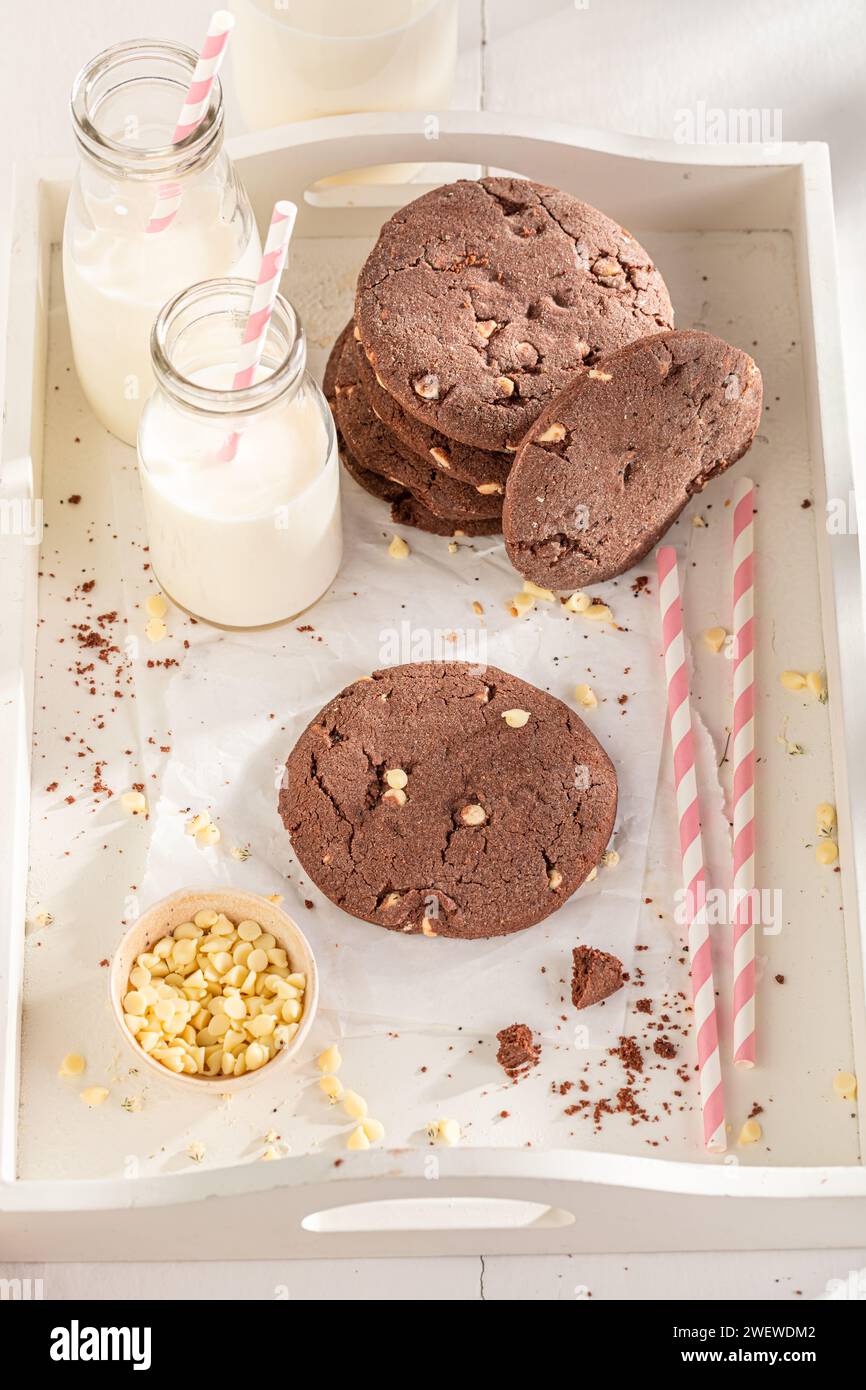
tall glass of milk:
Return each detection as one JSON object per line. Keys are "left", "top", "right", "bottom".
{"left": 64, "top": 41, "right": 261, "bottom": 447}
{"left": 138, "top": 279, "right": 341, "bottom": 629}
{"left": 231, "top": 1, "right": 458, "bottom": 141}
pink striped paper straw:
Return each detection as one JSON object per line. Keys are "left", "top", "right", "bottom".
{"left": 219, "top": 200, "right": 298, "bottom": 462}
{"left": 731, "top": 477, "right": 756, "bottom": 1067}
{"left": 657, "top": 545, "right": 727, "bottom": 1153}
{"left": 146, "top": 11, "right": 235, "bottom": 235}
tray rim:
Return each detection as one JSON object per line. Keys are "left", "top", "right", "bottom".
{"left": 1, "top": 112, "right": 864, "bottom": 1234}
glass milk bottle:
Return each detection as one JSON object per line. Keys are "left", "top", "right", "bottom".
{"left": 64, "top": 41, "right": 261, "bottom": 446}
{"left": 231, "top": 1, "right": 458, "bottom": 183}
{"left": 138, "top": 279, "right": 341, "bottom": 628}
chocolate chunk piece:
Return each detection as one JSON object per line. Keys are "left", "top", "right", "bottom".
{"left": 496, "top": 1023, "right": 540, "bottom": 1077}
{"left": 503, "top": 329, "right": 763, "bottom": 590}
{"left": 571, "top": 945, "right": 624, "bottom": 1009}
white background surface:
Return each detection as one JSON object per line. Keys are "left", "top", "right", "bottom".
{"left": 2, "top": 0, "right": 865, "bottom": 1300}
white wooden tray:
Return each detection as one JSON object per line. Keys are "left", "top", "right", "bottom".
{"left": 1, "top": 112, "right": 865, "bottom": 1259}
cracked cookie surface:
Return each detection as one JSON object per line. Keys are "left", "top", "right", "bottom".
{"left": 355, "top": 176, "right": 674, "bottom": 451}
{"left": 279, "top": 661, "right": 617, "bottom": 939}
{"left": 503, "top": 329, "right": 763, "bottom": 590}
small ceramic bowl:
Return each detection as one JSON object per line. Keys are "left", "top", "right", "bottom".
{"left": 110, "top": 887, "right": 318, "bottom": 1091}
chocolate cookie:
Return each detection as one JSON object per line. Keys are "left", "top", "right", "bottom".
{"left": 503, "top": 330, "right": 763, "bottom": 590}
{"left": 353, "top": 325, "right": 512, "bottom": 491}
{"left": 335, "top": 339, "right": 502, "bottom": 523}
{"left": 341, "top": 444, "right": 500, "bottom": 538}
{"left": 355, "top": 177, "right": 674, "bottom": 451}
{"left": 323, "top": 323, "right": 352, "bottom": 407}
{"left": 279, "top": 662, "right": 617, "bottom": 939}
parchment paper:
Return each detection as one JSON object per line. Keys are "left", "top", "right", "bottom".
{"left": 117, "top": 464, "right": 668, "bottom": 1040}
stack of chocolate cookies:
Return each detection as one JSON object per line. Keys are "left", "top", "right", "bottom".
{"left": 325, "top": 175, "right": 676, "bottom": 537}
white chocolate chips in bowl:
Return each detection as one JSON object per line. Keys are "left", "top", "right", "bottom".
{"left": 110, "top": 889, "right": 318, "bottom": 1090}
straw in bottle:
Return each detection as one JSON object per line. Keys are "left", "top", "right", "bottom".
{"left": 219, "top": 200, "right": 298, "bottom": 462}
{"left": 146, "top": 11, "right": 235, "bottom": 235}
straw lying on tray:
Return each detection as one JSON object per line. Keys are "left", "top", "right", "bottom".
{"left": 657, "top": 544, "right": 727, "bottom": 1153}
{"left": 731, "top": 476, "right": 757, "bottom": 1067}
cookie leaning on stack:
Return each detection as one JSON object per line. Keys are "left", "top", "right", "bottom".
{"left": 327, "top": 174, "right": 674, "bottom": 536}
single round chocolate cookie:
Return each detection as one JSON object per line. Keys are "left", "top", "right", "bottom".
{"left": 279, "top": 662, "right": 617, "bottom": 939}
{"left": 353, "top": 326, "right": 512, "bottom": 490}
{"left": 334, "top": 338, "right": 502, "bottom": 523}
{"left": 503, "top": 330, "right": 763, "bottom": 590}
{"left": 341, "top": 444, "right": 500, "bottom": 538}
{"left": 355, "top": 177, "right": 674, "bottom": 451}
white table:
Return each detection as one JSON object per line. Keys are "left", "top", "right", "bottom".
{"left": 1, "top": 0, "right": 864, "bottom": 1301}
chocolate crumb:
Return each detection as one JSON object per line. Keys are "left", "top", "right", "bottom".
{"left": 496, "top": 1023, "right": 540, "bottom": 1078}
{"left": 571, "top": 945, "right": 624, "bottom": 1009}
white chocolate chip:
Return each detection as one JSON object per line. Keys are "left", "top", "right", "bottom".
{"left": 496, "top": 375, "right": 515, "bottom": 397}
{"left": 80, "top": 1086, "right": 109, "bottom": 1107}
{"left": 317, "top": 1045, "right": 342, "bottom": 1075}
{"left": 564, "top": 590, "right": 591, "bottom": 614}
{"left": 548, "top": 869, "right": 563, "bottom": 890}
{"left": 703, "top": 627, "right": 727, "bottom": 653}
{"left": 737, "top": 1119, "right": 762, "bottom": 1145}
{"left": 145, "top": 593, "right": 168, "bottom": 619}
{"left": 584, "top": 603, "right": 613, "bottom": 622}
{"left": 347, "top": 1125, "right": 370, "bottom": 1151}
{"left": 574, "top": 684, "right": 598, "bottom": 709}
{"left": 536, "top": 423, "right": 567, "bottom": 444}
{"left": 522, "top": 580, "right": 556, "bottom": 602}
{"left": 509, "top": 591, "right": 535, "bottom": 617}
{"left": 433, "top": 1117, "right": 461, "bottom": 1146}
{"left": 385, "top": 768, "right": 408, "bottom": 790}
{"left": 588, "top": 368, "right": 613, "bottom": 382}
{"left": 388, "top": 533, "right": 410, "bottom": 559}
{"left": 780, "top": 670, "right": 806, "bottom": 691}
{"left": 319, "top": 1075, "right": 344, "bottom": 1103}
{"left": 502, "top": 708, "right": 530, "bottom": 729}
{"left": 361, "top": 1117, "right": 385, "bottom": 1143}
{"left": 420, "top": 916, "right": 438, "bottom": 937}
{"left": 806, "top": 670, "right": 828, "bottom": 703}
{"left": 59, "top": 1053, "right": 86, "bottom": 1078}
{"left": 343, "top": 1090, "right": 368, "bottom": 1120}
{"left": 833, "top": 1071, "right": 857, "bottom": 1101}
{"left": 429, "top": 447, "right": 451, "bottom": 469}
{"left": 120, "top": 790, "right": 147, "bottom": 816}
{"left": 145, "top": 618, "right": 167, "bottom": 643}
{"left": 476, "top": 320, "right": 497, "bottom": 339}
{"left": 195, "top": 823, "right": 221, "bottom": 848}
{"left": 460, "top": 803, "right": 487, "bottom": 827}
{"left": 412, "top": 373, "right": 440, "bottom": 400}
{"left": 382, "top": 787, "right": 407, "bottom": 807}
{"left": 602, "top": 849, "right": 620, "bottom": 868}
{"left": 476, "top": 481, "right": 504, "bottom": 495}
{"left": 816, "top": 803, "right": 837, "bottom": 834}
